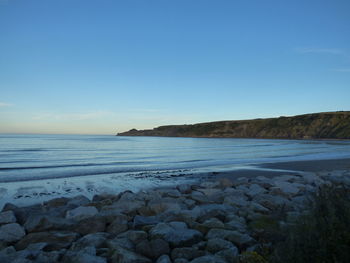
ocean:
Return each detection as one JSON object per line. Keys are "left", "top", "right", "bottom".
{"left": 1, "top": 134, "right": 350, "bottom": 207}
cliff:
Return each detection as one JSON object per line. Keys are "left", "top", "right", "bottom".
{"left": 117, "top": 111, "right": 350, "bottom": 139}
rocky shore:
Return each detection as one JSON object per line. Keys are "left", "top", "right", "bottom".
{"left": 0, "top": 169, "right": 349, "bottom": 263}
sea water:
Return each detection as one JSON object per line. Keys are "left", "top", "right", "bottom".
{"left": 1, "top": 134, "right": 350, "bottom": 207}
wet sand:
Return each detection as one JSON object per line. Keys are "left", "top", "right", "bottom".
{"left": 259, "top": 158, "right": 350, "bottom": 172}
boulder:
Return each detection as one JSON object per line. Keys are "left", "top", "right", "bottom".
{"left": 206, "top": 238, "right": 236, "bottom": 253}
{"left": 106, "top": 215, "right": 128, "bottom": 235}
{"left": 66, "top": 206, "right": 98, "bottom": 221}
{"left": 150, "top": 222, "right": 203, "bottom": 247}
{"left": 101, "top": 200, "right": 145, "bottom": 216}
{"left": 171, "top": 247, "right": 205, "bottom": 260}
{"left": 148, "top": 198, "right": 183, "bottom": 215}
{"left": 74, "top": 215, "right": 106, "bottom": 235}
{"left": 45, "top": 197, "right": 70, "bottom": 208}
{"left": 156, "top": 254, "right": 172, "bottom": 263}
{"left": 0, "top": 223, "right": 25, "bottom": 243}
{"left": 15, "top": 231, "right": 79, "bottom": 251}
{"left": 66, "top": 195, "right": 90, "bottom": 207}
{"left": 190, "top": 255, "right": 226, "bottom": 263}
{"left": 111, "top": 246, "right": 152, "bottom": 263}
{"left": 133, "top": 215, "right": 160, "bottom": 229}
{"left": 216, "top": 247, "right": 239, "bottom": 262}
{"left": 206, "top": 228, "right": 255, "bottom": 248}
{"left": 0, "top": 211, "right": 16, "bottom": 225}
{"left": 70, "top": 232, "right": 109, "bottom": 251}
{"left": 246, "top": 184, "right": 267, "bottom": 198}
{"left": 117, "top": 230, "right": 148, "bottom": 244}
{"left": 176, "top": 184, "right": 192, "bottom": 194}
{"left": 24, "top": 215, "right": 75, "bottom": 233}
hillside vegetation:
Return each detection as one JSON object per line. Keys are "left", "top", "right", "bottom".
{"left": 117, "top": 111, "right": 350, "bottom": 139}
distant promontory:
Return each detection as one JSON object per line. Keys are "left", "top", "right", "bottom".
{"left": 117, "top": 111, "right": 350, "bottom": 139}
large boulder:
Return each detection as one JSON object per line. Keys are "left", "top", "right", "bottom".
{"left": 0, "top": 223, "right": 25, "bottom": 243}
{"left": 150, "top": 222, "right": 203, "bottom": 247}
{"left": 15, "top": 231, "right": 79, "bottom": 251}
{"left": 66, "top": 206, "right": 98, "bottom": 221}
{"left": 110, "top": 246, "right": 152, "bottom": 263}
{"left": 0, "top": 211, "right": 16, "bottom": 225}
{"left": 206, "top": 228, "right": 255, "bottom": 248}
{"left": 70, "top": 232, "right": 109, "bottom": 251}
{"left": 24, "top": 215, "right": 75, "bottom": 233}
{"left": 206, "top": 238, "right": 236, "bottom": 253}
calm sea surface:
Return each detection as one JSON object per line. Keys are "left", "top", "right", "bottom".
{"left": 1, "top": 134, "right": 350, "bottom": 183}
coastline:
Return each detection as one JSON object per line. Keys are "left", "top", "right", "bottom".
{"left": 0, "top": 158, "right": 349, "bottom": 262}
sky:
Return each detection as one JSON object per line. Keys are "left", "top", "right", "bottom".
{"left": 0, "top": 0, "right": 349, "bottom": 135}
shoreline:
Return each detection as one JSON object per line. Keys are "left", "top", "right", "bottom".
{"left": 0, "top": 159, "right": 349, "bottom": 262}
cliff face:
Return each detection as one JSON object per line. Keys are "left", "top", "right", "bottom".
{"left": 117, "top": 111, "right": 350, "bottom": 139}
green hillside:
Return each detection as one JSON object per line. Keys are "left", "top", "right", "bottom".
{"left": 117, "top": 111, "right": 350, "bottom": 139}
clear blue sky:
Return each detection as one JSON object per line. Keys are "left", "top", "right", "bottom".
{"left": 0, "top": 0, "right": 349, "bottom": 134}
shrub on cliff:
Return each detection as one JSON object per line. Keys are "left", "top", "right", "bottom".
{"left": 271, "top": 184, "right": 350, "bottom": 263}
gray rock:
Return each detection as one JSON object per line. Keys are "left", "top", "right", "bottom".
{"left": 206, "top": 228, "right": 255, "bottom": 247}
{"left": 156, "top": 254, "right": 172, "bottom": 263}
{"left": 246, "top": 184, "right": 267, "bottom": 198}
{"left": 253, "top": 194, "right": 291, "bottom": 211}
{"left": 71, "top": 232, "right": 109, "bottom": 251}
{"left": 15, "top": 231, "right": 79, "bottom": 251}
{"left": 117, "top": 230, "right": 148, "bottom": 244}
{"left": 66, "top": 206, "right": 98, "bottom": 221}
{"left": 24, "top": 215, "right": 75, "bottom": 233}
{"left": 101, "top": 200, "right": 145, "bottom": 216}
{"left": 223, "top": 195, "right": 249, "bottom": 208}
{"left": 45, "top": 197, "right": 70, "bottom": 208}
{"left": 133, "top": 215, "right": 160, "bottom": 228}
{"left": 174, "top": 259, "right": 189, "bottom": 263}
{"left": 111, "top": 246, "right": 152, "bottom": 263}
{"left": 150, "top": 222, "right": 202, "bottom": 247}
{"left": 190, "top": 191, "right": 211, "bottom": 204}
{"left": 0, "top": 223, "right": 25, "bottom": 243}
{"left": 216, "top": 247, "right": 239, "bottom": 262}
{"left": 272, "top": 181, "right": 302, "bottom": 197}
{"left": 218, "top": 178, "right": 234, "bottom": 188}
{"left": 74, "top": 215, "right": 106, "bottom": 235}
{"left": 0, "top": 211, "right": 16, "bottom": 225}
{"left": 177, "top": 184, "right": 192, "bottom": 194}
{"left": 224, "top": 219, "right": 247, "bottom": 233}
{"left": 106, "top": 215, "right": 128, "bottom": 235}
{"left": 135, "top": 239, "right": 153, "bottom": 258}
{"left": 107, "top": 237, "right": 135, "bottom": 250}
{"left": 249, "top": 202, "right": 270, "bottom": 214}
{"left": 35, "top": 250, "right": 63, "bottom": 263}
{"left": 68, "top": 252, "right": 106, "bottom": 263}
{"left": 206, "top": 238, "right": 235, "bottom": 253}
{"left": 66, "top": 195, "right": 90, "bottom": 207}
{"left": 196, "top": 204, "right": 234, "bottom": 222}
{"left": 171, "top": 247, "right": 205, "bottom": 260}
{"left": 0, "top": 246, "right": 16, "bottom": 263}
{"left": 190, "top": 255, "right": 226, "bottom": 263}
{"left": 150, "top": 238, "right": 170, "bottom": 259}
{"left": 148, "top": 198, "right": 183, "bottom": 215}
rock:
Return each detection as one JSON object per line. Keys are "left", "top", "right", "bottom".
{"left": 66, "top": 195, "right": 90, "bottom": 207}
{"left": 197, "top": 188, "right": 225, "bottom": 203}
{"left": 171, "top": 247, "right": 205, "bottom": 260}
{"left": 0, "top": 246, "right": 16, "bottom": 263}
{"left": 45, "top": 197, "right": 70, "bottom": 208}
{"left": 117, "top": 230, "right": 148, "bottom": 244}
{"left": 223, "top": 196, "right": 249, "bottom": 208}
{"left": 206, "top": 229, "right": 255, "bottom": 248}
{"left": 218, "top": 178, "right": 234, "bottom": 188}
{"left": 150, "top": 222, "right": 203, "bottom": 247}
{"left": 118, "top": 191, "right": 137, "bottom": 202}
{"left": 107, "top": 237, "right": 134, "bottom": 250}
{"left": 106, "top": 215, "right": 128, "bottom": 235}
{"left": 74, "top": 215, "right": 106, "bottom": 235}
{"left": 15, "top": 231, "right": 79, "bottom": 251}
{"left": 148, "top": 198, "right": 183, "bottom": 215}
{"left": 71, "top": 232, "right": 109, "bottom": 251}
{"left": 253, "top": 194, "right": 291, "bottom": 211}
{"left": 157, "top": 188, "right": 182, "bottom": 198}
{"left": 98, "top": 210, "right": 129, "bottom": 224}
{"left": 66, "top": 251, "right": 106, "bottom": 263}
{"left": 246, "top": 184, "right": 267, "bottom": 198}
{"left": 156, "top": 254, "right": 172, "bottom": 263}
{"left": 216, "top": 247, "right": 239, "bottom": 262}
{"left": 272, "top": 181, "right": 302, "bottom": 197}
{"left": 195, "top": 204, "right": 234, "bottom": 222}
{"left": 35, "top": 250, "right": 63, "bottom": 263}
{"left": 190, "top": 191, "right": 211, "bottom": 204}
{"left": 0, "top": 223, "right": 25, "bottom": 243}
{"left": 24, "top": 215, "right": 75, "bottom": 233}
{"left": 0, "top": 211, "right": 16, "bottom": 225}
{"left": 133, "top": 215, "right": 160, "bottom": 229}
{"left": 11, "top": 204, "right": 44, "bottom": 225}
{"left": 224, "top": 219, "right": 247, "bottom": 233}
{"left": 135, "top": 239, "right": 153, "bottom": 258}
{"left": 190, "top": 255, "right": 226, "bottom": 263}
{"left": 66, "top": 206, "right": 98, "bottom": 221}
{"left": 150, "top": 238, "right": 170, "bottom": 258}
{"left": 206, "top": 238, "right": 236, "bottom": 253}
{"left": 101, "top": 200, "right": 145, "bottom": 216}
{"left": 111, "top": 246, "right": 152, "bottom": 263}
{"left": 177, "top": 184, "right": 192, "bottom": 194}
{"left": 249, "top": 202, "right": 270, "bottom": 214}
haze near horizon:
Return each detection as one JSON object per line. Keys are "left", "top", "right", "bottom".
{"left": 0, "top": 0, "right": 349, "bottom": 135}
